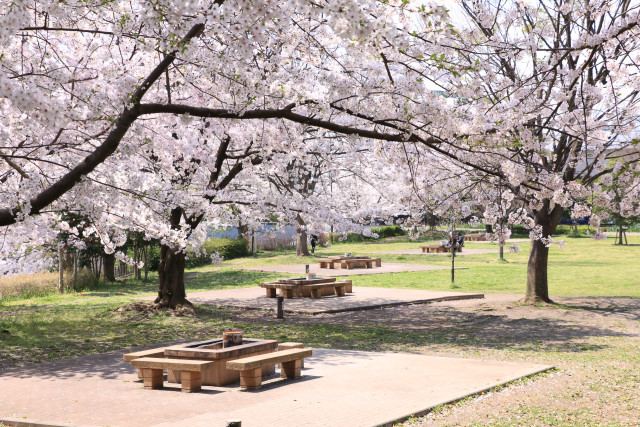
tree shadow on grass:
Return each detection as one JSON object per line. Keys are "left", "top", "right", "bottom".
{"left": 2, "top": 296, "right": 637, "bottom": 381}
{"left": 209, "top": 304, "right": 636, "bottom": 356}
{"left": 553, "top": 297, "right": 640, "bottom": 322}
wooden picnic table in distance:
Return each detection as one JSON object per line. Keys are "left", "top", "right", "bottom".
{"left": 259, "top": 276, "right": 353, "bottom": 298}
{"left": 464, "top": 233, "right": 492, "bottom": 241}
{"left": 318, "top": 255, "right": 381, "bottom": 269}
{"left": 421, "top": 244, "right": 449, "bottom": 253}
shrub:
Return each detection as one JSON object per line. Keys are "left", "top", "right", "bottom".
{"left": 317, "top": 232, "right": 329, "bottom": 247}
{"left": 511, "top": 225, "right": 528, "bottom": 236}
{"left": 555, "top": 224, "right": 598, "bottom": 236}
{"left": 203, "top": 238, "right": 250, "bottom": 261}
{"left": 147, "top": 245, "right": 162, "bottom": 270}
{"left": 510, "top": 224, "right": 605, "bottom": 237}
{"left": 370, "top": 225, "right": 407, "bottom": 239}
{"left": 328, "top": 226, "right": 437, "bottom": 243}
{"left": 328, "top": 232, "right": 366, "bottom": 243}
{"left": 151, "top": 238, "right": 250, "bottom": 270}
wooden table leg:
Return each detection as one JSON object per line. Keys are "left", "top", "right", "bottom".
{"left": 266, "top": 288, "right": 276, "bottom": 298}
{"left": 141, "top": 368, "right": 163, "bottom": 389}
{"left": 181, "top": 371, "right": 201, "bottom": 393}
{"left": 281, "top": 360, "right": 302, "bottom": 379}
{"left": 240, "top": 368, "right": 262, "bottom": 390}
{"left": 343, "top": 279, "right": 352, "bottom": 293}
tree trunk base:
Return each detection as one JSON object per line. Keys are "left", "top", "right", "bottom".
{"left": 521, "top": 295, "right": 554, "bottom": 305}
{"left": 152, "top": 297, "right": 197, "bottom": 315}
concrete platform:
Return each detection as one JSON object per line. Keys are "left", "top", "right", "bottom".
{"left": 142, "top": 287, "right": 484, "bottom": 314}
{"left": 0, "top": 348, "right": 552, "bottom": 427}
{"left": 240, "top": 262, "right": 456, "bottom": 277}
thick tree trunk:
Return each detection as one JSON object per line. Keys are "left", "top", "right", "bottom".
{"left": 155, "top": 244, "right": 189, "bottom": 308}
{"left": 525, "top": 238, "right": 551, "bottom": 303}
{"left": 71, "top": 251, "right": 78, "bottom": 291}
{"left": 524, "top": 203, "right": 562, "bottom": 304}
{"left": 425, "top": 212, "right": 438, "bottom": 230}
{"left": 295, "top": 214, "right": 310, "bottom": 256}
{"left": 102, "top": 253, "right": 116, "bottom": 282}
{"left": 485, "top": 224, "right": 493, "bottom": 233}
{"left": 134, "top": 245, "right": 142, "bottom": 279}
{"left": 143, "top": 246, "right": 149, "bottom": 280}
{"left": 238, "top": 222, "right": 249, "bottom": 242}
{"left": 616, "top": 223, "right": 626, "bottom": 245}
{"left": 58, "top": 246, "right": 64, "bottom": 293}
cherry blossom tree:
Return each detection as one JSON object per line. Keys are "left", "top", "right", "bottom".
{"left": 0, "top": 0, "right": 438, "bottom": 307}
{"left": 316, "top": 0, "right": 640, "bottom": 302}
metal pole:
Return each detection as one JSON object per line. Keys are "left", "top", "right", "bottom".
{"left": 451, "top": 244, "right": 455, "bottom": 284}
{"left": 305, "top": 264, "right": 309, "bottom": 274}
{"left": 276, "top": 296, "right": 284, "bottom": 319}
{"left": 252, "top": 228, "right": 257, "bottom": 254}
{"left": 451, "top": 223, "right": 455, "bottom": 285}
{"left": 58, "top": 246, "right": 64, "bottom": 293}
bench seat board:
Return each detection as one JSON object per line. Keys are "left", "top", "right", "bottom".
{"left": 226, "top": 348, "right": 312, "bottom": 371}
{"left": 131, "top": 357, "right": 214, "bottom": 371}
{"left": 259, "top": 283, "right": 299, "bottom": 289}
{"left": 123, "top": 348, "right": 166, "bottom": 362}
{"left": 303, "top": 283, "right": 346, "bottom": 289}
{"left": 277, "top": 278, "right": 336, "bottom": 285}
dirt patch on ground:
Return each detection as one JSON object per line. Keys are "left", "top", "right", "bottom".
{"left": 113, "top": 302, "right": 197, "bottom": 318}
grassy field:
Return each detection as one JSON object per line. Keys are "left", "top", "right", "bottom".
{"left": 1, "top": 234, "right": 639, "bottom": 425}
{"left": 237, "top": 234, "right": 640, "bottom": 297}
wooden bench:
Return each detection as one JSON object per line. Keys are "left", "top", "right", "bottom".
{"left": 130, "top": 357, "right": 214, "bottom": 392}
{"left": 317, "top": 258, "right": 335, "bottom": 269}
{"left": 421, "top": 245, "right": 449, "bottom": 253}
{"left": 226, "top": 348, "right": 312, "bottom": 390}
{"left": 123, "top": 348, "right": 167, "bottom": 379}
{"left": 305, "top": 282, "right": 347, "bottom": 298}
{"left": 465, "top": 233, "right": 491, "bottom": 241}
{"left": 339, "top": 259, "right": 368, "bottom": 269}
{"left": 259, "top": 282, "right": 299, "bottom": 298}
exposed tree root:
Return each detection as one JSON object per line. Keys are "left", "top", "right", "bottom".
{"left": 114, "top": 300, "right": 197, "bottom": 316}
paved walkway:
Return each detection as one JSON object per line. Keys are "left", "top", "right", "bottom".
{"left": 239, "top": 262, "right": 456, "bottom": 277}
{"left": 0, "top": 348, "right": 552, "bottom": 427}
{"left": 142, "top": 287, "right": 484, "bottom": 314}
{"left": 365, "top": 248, "right": 498, "bottom": 255}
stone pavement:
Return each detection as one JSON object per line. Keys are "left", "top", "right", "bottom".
{"left": 239, "top": 262, "right": 458, "bottom": 277}
{"left": 141, "top": 287, "right": 484, "bottom": 314}
{"left": 0, "top": 348, "right": 552, "bottom": 427}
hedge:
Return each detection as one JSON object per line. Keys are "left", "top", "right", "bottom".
{"left": 203, "top": 238, "right": 249, "bottom": 260}
{"left": 148, "top": 238, "right": 250, "bottom": 269}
